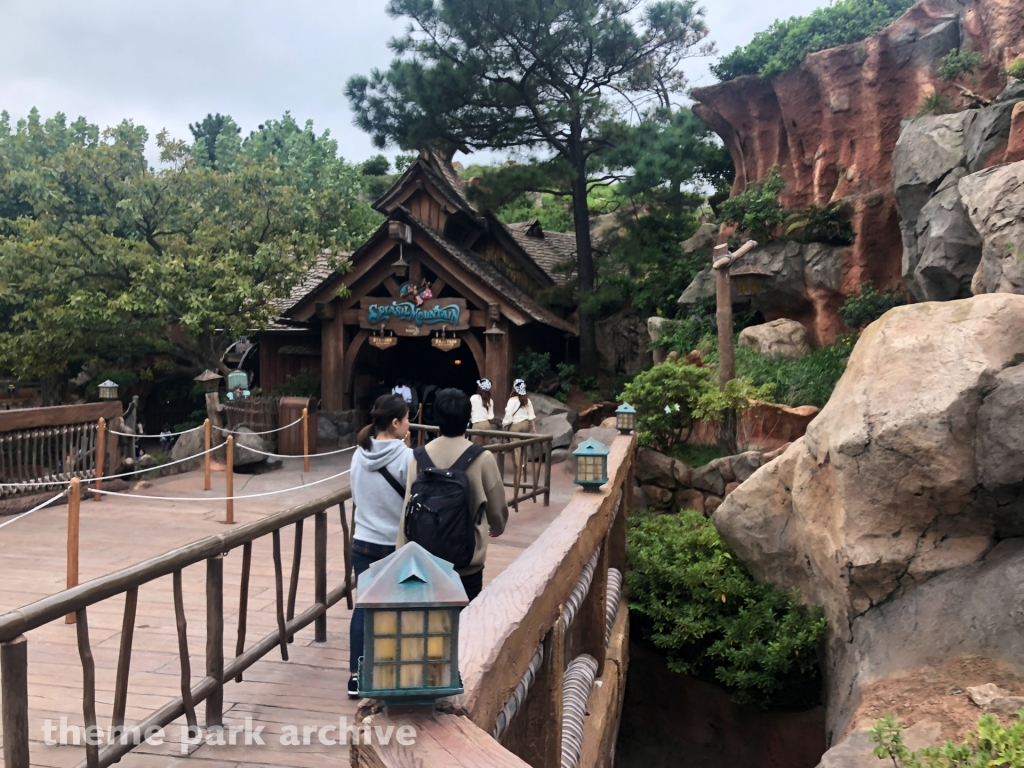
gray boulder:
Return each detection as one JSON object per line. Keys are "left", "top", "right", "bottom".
{"left": 231, "top": 427, "right": 270, "bottom": 467}
{"left": 908, "top": 172, "right": 981, "bottom": 301}
{"left": 959, "top": 160, "right": 1024, "bottom": 295}
{"left": 529, "top": 393, "right": 578, "bottom": 432}
{"left": 738, "top": 319, "right": 811, "bottom": 360}
{"left": 536, "top": 413, "right": 574, "bottom": 449}
{"left": 169, "top": 426, "right": 221, "bottom": 474}
{"left": 647, "top": 316, "right": 674, "bottom": 364}
{"left": 317, "top": 417, "right": 339, "bottom": 446}
{"left": 551, "top": 448, "right": 570, "bottom": 464}
{"left": 680, "top": 222, "right": 718, "bottom": 255}
{"left": 636, "top": 448, "right": 677, "bottom": 489}
{"left": 595, "top": 307, "right": 652, "bottom": 376}
{"left": 690, "top": 461, "right": 726, "bottom": 496}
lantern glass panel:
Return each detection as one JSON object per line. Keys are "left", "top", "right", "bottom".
{"left": 428, "top": 610, "right": 450, "bottom": 633}
{"left": 427, "top": 663, "right": 451, "bottom": 687}
{"left": 427, "top": 635, "right": 449, "bottom": 660}
{"left": 401, "top": 637, "right": 425, "bottom": 662}
{"left": 374, "top": 637, "right": 397, "bottom": 662}
{"left": 400, "top": 610, "right": 424, "bottom": 634}
{"left": 373, "top": 664, "right": 397, "bottom": 690}
{"left": 400, "top": 664, "right": 424, "bottom": 688}
{"left": 374, "top": 611, "right": 398, "bottom": 635}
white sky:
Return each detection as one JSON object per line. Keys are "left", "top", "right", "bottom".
{"left": 0, "top": 0, "right": 827, "bottom": 167}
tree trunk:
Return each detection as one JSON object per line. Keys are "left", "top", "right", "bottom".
{"left": 570, "top": 168, "right": 599, "bottom": 378}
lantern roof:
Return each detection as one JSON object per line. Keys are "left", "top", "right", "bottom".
{"left": 615, "top": 403, "right": 636, "bottom": 414}
{"left": 356, "top": 542, "right": 469, "bottom": 609}
{"left": 97, "top": 380, "right": 118, "bottom": 389}
{"left": 573, "top": 437, "right": 610, "bottom": 457}
{"left": 194, "top": 369, "right": 223, "bottom": 383}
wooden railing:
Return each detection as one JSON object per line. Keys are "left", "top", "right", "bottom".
{"left": 221, "top": 396, "right": 278, "bottom": 435}
{"left": 0, "top": 487, "right": 354, "bottom": 768}
{"left": 410, "top": 424, "right": 553, "bottom": 511}
{"left": 354, "top": 433, "right": 635, "bottom": 768}
{"left": 0, "top": 403, "right": 121, "bottom": 500}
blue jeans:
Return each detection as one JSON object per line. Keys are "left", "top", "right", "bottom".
{"left": 350, "top": 539, "right": 396, "bottom": 674}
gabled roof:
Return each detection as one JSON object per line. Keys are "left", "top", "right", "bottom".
{"left": 271, "top": 251, "right": 342, "bottom": 316}
{"left": 373, "top": 149, "right": 478, "bottom": 219}
{"left": 357, "top": 542, "right": 468, "bottom": 608}
{"left": 504, "top": 221, "right": 578, "bottom": 286}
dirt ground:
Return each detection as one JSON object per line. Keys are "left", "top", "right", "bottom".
{"left": 846, "top": 655, "right": 1024, "bottom": 743}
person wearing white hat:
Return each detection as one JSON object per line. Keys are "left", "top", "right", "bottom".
{"left": 502, "top": 379, "right": 536, "bottom": 474}
{"left": 470, "top": 378, "right": 495, "bottom": 444}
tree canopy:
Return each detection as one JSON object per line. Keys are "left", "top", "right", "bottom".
{"left": 346, "top": 0, "right": 713, "bottom": 375}
{"left": 0, "top": 109, "right": 378, "bottom": 398}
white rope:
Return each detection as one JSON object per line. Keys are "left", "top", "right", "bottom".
{"left": 214, "top": 416, "right": 304, "bottom": 436}
{"left": 0, "top": 489, "right": 69, "bottom": 531}
{"left": 109, "top": 424, "right": 203, "bottom": 438}
{"left": 0, "top": 444, "right": 220, "bottom": 489}
{"left": 233, "top": 444, "right": 356, "bottom": 460}
{"left": 91, "top": 467, "right": 351, "bottom": 502}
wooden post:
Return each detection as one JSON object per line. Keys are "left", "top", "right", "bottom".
{"left": 204, "top": 418, "right": 211, "bottom": 491}
{"left": 206, "top": 554, "right": 224, "bottom": 728}
{"left": 315, "top": 510, "right": 328, "bottom": 642}
{"left": 93, "top": 417, "right": 105, "bottom": 502}
{"left": 714, "top": 245, "right": 734, "bottom": 390}
{"left": 302, "top": 407, "right": 310, "bottom": 473}
{"left": 225, "top": 436, "right": 234, "bottom": 525}
{"left": 1, "top": 635, "right": 30, "bottom": 768}
{"left": 66, "top": 478, "right": 80, "bottom": 624}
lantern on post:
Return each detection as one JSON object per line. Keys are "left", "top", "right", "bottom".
{"left": 356, "top": 542, "right": 468, "bottom": 704}
{"left": 573, "top": 438, "right": 610, "bottom": 492}
{"left": 97, "top": 380, "right": 120, "bottom": 401}
{"left": 615, "top": 403, "right": 636, "bottom": 434}
{"left": 728, "top": 262, "right": 773, "bottom": 297}
{"left": 194, "top": 369, "right": 223, "bottom": 393}
{"left": 388, "top": 221, "right": 412, "bottom": 278}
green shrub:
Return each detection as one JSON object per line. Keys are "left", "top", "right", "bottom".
{"left": 1008, "top": 59, "right": 1024, "bottom": 80}
{"left": 735, "top": 338, "right": 854, "bottom": 409}
{"left": 713, "top": 0, "right": 914, "bottom": 81}
{"left": 627, "top": 511, "right": 827, "bottom": 709}
{"left": 717, "top": 168, "right": 787, "bottom": 242}
{"left": 870, "top": 713, "right": 1024, "bottom": 766}
{"left": 669, "top": 442, "right": 723, "bottom": 468}
{"left": 839, "top": 281, "right": 905, "bottom": 330}
{"left": 514, "top": 348, "right": 551, "bottom": 392}
{"left": 784, "top": 205, "right": 856, "bottom": 246}
{"left": 939, "top": 48, "right": 983, "bottom": 82}
{"left": 618, "top": 361, "right": 772, "bottom": 453}
{"left": 271, "top": 370, "right": 321, "bottom": 400}
{"left": 916, "top": 92, "right": 954, "bottom": 118}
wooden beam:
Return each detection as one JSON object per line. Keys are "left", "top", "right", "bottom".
{"left": 321, "top": 313, "right": 345, "bottom": 412}
{"left": 342, "top": 330, "right": 370, "bottom": 411}
{"left": 0, "top": 402, "right": 122, "bottom": 433}
{"left": 383, "top": 277, "right": 402, "bottom": 297}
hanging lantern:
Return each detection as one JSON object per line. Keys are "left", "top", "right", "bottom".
{"left": 483, "top": 302, "right": 505, "bottom": 337}
{"left": 391, "top": 243, "right": 409, "bottom": 278}
{"left": 370, "top": 329, "right": 398, "bottom": 350}
{"left": 431, "top": 326, "right": 462, "bottom": 353}
{"left": 573, "top": 438, "right": 610, "bottom": 492}
{"left": 194, "top": 370, "right": 223, "bottom": 393}
{"left": 356, "top": 542, "right": 468, "bottom": 703}
{"left": 98, "top": 380, "right": 120, "bottom": 401}
{"left": 728, "top": 263, "right": 773, "bottom": 297}
{"left": 615, "top": 403, "right": 636, "bottom": 434}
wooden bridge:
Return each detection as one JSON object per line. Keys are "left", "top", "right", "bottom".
{"left": 0, "top": 428, "right": 634, "bottom": 768}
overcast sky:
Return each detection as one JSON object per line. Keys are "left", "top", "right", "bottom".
{"left": 0, "top": 0, "right": 826, "bottom": 167}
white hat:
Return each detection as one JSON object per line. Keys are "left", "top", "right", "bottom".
{"left": 513, "top": 379, "right": 527, "bottom": 396}
{"left": 477, "top": 378, "right": 492, "bottom": 392}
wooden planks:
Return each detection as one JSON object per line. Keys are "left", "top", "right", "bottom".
{"left": 0, "top": 403, "right": 122, "bottom": 434}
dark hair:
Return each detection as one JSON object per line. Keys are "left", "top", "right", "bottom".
{"left": 518, "top": 394, "right": 529, "bottom": 407}
{"left": 434, "top": 388, "right": 471, "bottom": 437}
{"left": 357, "top": 394, "right": 409, "bottom": 450}
{"left": 477, "top": 385, "right": 491, "bottom": 409}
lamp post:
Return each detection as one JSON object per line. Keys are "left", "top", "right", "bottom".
{"left": 98, "top": 380, "right": 119, "bottom": 401}
{"left": 356, "top": 542, "right": 468, "bottom": 705}
{"left": 573, "top": 438, "right": 610, "bottom": 492}
{"left": 615, "top": 403, "right": 636, "bottom": 435}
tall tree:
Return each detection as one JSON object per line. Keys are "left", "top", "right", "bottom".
{"left": 346, "top": 0, "right": 712, "bottom": 375}
{"left": 189, "top": 112, "right": 236, "bottom": 167}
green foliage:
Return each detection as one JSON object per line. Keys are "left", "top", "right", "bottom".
{"left": 627, "top": 511, "right": 827, "bottom": 708}
{"left": 1008, "top": 59, "right": 1024, "bottom": 80}
{"left": 916, "top": 93, "right": 954, "bottom": 117}
{"left": 0, "top": 109, "right": 377, "bottom": 387}
{"left": 870, "top": 712, "right": 1024, "bottom": 766}
{"left": 839, "top": 281, "right": 905, "bottom": 330}
{"left": 555, "top": 362, "right": 576, "bottom": 401}
{"left": 939, "top": 48, "right": 983, "bottom": 82}
{"left": 361, "top": 154, "right": 391, "bottom": 176}
{"left": 784, "top": 205, "right": 856, "bottom": 246}
{"left": 669, "top": 442, "right": 723, "bottom": 468}
{"left": 734, "top": 338, "right": 854, "bottom": 408}
{"left": 270, "top": 370, "right": 322, "bottom": 400}
{"left": 618, "top": 361, "right": 772, "bottom": 452}
{"left": 717, "top": 168, "right": 787, "bottom": 242}
{"left": 713, "top": 0, "right": 914, "bottom": 81}
{"left": 514, "top": 348, "right": 552, "bottom": 393}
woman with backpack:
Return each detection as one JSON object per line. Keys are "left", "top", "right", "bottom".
{"left": 347, "top": 394, "right": 412, "bottom": 698}
{"left": 469, "top": 378, "right": 495, "bottom": 444}
{"left": 502, "top": 379, "right": 536, "bottom": 480}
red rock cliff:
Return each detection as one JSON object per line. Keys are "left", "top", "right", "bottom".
{"left": 692, "top": 0, "right": 1024, "bottom": 341}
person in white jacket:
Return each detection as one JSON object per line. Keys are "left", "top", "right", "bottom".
{"left": 469, "top": 378, "right": 495, "bottom": 444}
{"left": 502, "top": 379, "right": 536, "bottom": 476}
{"left": 347, "top": 394, "right": 411, "bottom": 698}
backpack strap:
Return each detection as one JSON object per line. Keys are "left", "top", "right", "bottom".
{"left": 376, "top": 466, "right": 405, "bottom": 498}
{"left": 451, "top": 443, "right": 486, "bottom": 472}
{"left": 413, "top": 445, "right": 435, "bottom": 471}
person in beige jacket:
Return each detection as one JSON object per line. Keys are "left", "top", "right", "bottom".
{"left": 398, "top": 387, "right": 508, "bottom": 600}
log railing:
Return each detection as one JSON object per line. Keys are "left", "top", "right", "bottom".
{"left": 354, "top": 433, "right": 634, "bottom": 768}
{"left": 410, "top": 424, "right": 553, "bottom": 511}
{"left": 0, "top": 486, "right": 354, "bottom": 768}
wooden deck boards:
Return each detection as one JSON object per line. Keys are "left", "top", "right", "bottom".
{"left": 0, "top": 454, "right": 578, "bottom": 767}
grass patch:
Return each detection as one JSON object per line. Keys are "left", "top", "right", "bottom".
{"left": 669, "top": 443, "right": 724, "bottom": 468}
{"left": 734, "top": 338, "right": 854, "bottom": 409}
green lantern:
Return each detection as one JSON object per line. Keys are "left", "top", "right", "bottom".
{"left": 98, "top": 380, "right": 119, "bottom": 401}
{"left": 357, "top": 542, "right": 468, "bottom": 704}
{"left": 615, "top": 403, "right": 636, "bottom": 434}
{"left": 573, "top": 438, "right": 610, "bottom": 492}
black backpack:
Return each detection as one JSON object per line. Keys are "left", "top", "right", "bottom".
{"left": 403, "top": 444, "right": 485, "bottom": 570}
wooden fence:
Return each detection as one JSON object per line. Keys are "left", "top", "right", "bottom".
{"left": 0, "top": 487, "right": 354, "bottom": 768}
{"left": 221, "top": 396, "right": 278, "bottom": 435}
{"left": 353, "top": 434, "right": 634, "bottom": 768}
{"left": 0, "top": 403, "right": 122, "bottom": 500}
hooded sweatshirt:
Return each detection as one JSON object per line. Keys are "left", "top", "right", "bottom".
{"left": 350, "top": 437, "right": 413, "bottom": 546}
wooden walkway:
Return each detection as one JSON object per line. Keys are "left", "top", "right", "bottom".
{"left": 0, "top": 453, "right": 579, "bottom": 768}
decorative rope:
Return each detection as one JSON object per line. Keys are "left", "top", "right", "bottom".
{"left": 232, "top": 444, "right": 357, "bottom": 460}
{"left": 90, "top": 467, "right": 351, "bottom": 502}
{"left": 0, "top": 489, "right": 70, "bottom": 531}
{"left": 109, "top": 424, "right": 203, "bottom": 438}
{"left": 213, "top": 415, "right": 304, "bottom": 436}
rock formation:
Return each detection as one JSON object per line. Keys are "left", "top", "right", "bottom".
{"left": 959, "top": 158, "right": 1024, "bottom": 293}
{"left": 738, "top": 319, "right": 812, "bottom": 360}
{"left": 691, "top": 0, "right": 1024, "bottom": 341}
{"left": 712, "top": 295, "right": 1024, "bottom": 761}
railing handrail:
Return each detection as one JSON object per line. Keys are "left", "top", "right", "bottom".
{"left": 0, "top": 486, "right": 351, "bottom": 643}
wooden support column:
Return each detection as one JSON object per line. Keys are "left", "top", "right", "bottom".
{"left": 320, "top": 308, "right": 346, "bottom": 412}
{"left": 205, "top": 554, "right": 224, "bottom": 728}
{"left": 484, "top": 315, "right": 512, "bottom": 420}
{"left": 1, "top": 635, "right": 29, "bottom": 768}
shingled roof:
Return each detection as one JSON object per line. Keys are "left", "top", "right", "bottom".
{"left": 503, "top": 220, "right": 578, "bottom": 285}
{"left": 271, "top": 251, "right": 346, "bottom": 316}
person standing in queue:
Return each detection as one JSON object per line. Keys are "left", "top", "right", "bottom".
{"left": 469, "top": 378, "right": 495, "bottom": 444}
{"left": 502, "top": 379, "right": 536, "bottom": 480}
{"left": 347, "top": 394, "right": 412, "bottom": 699}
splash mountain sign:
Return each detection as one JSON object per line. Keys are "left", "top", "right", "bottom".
{"left": 358, "top": 298, "right": 469, "bottom": 336}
